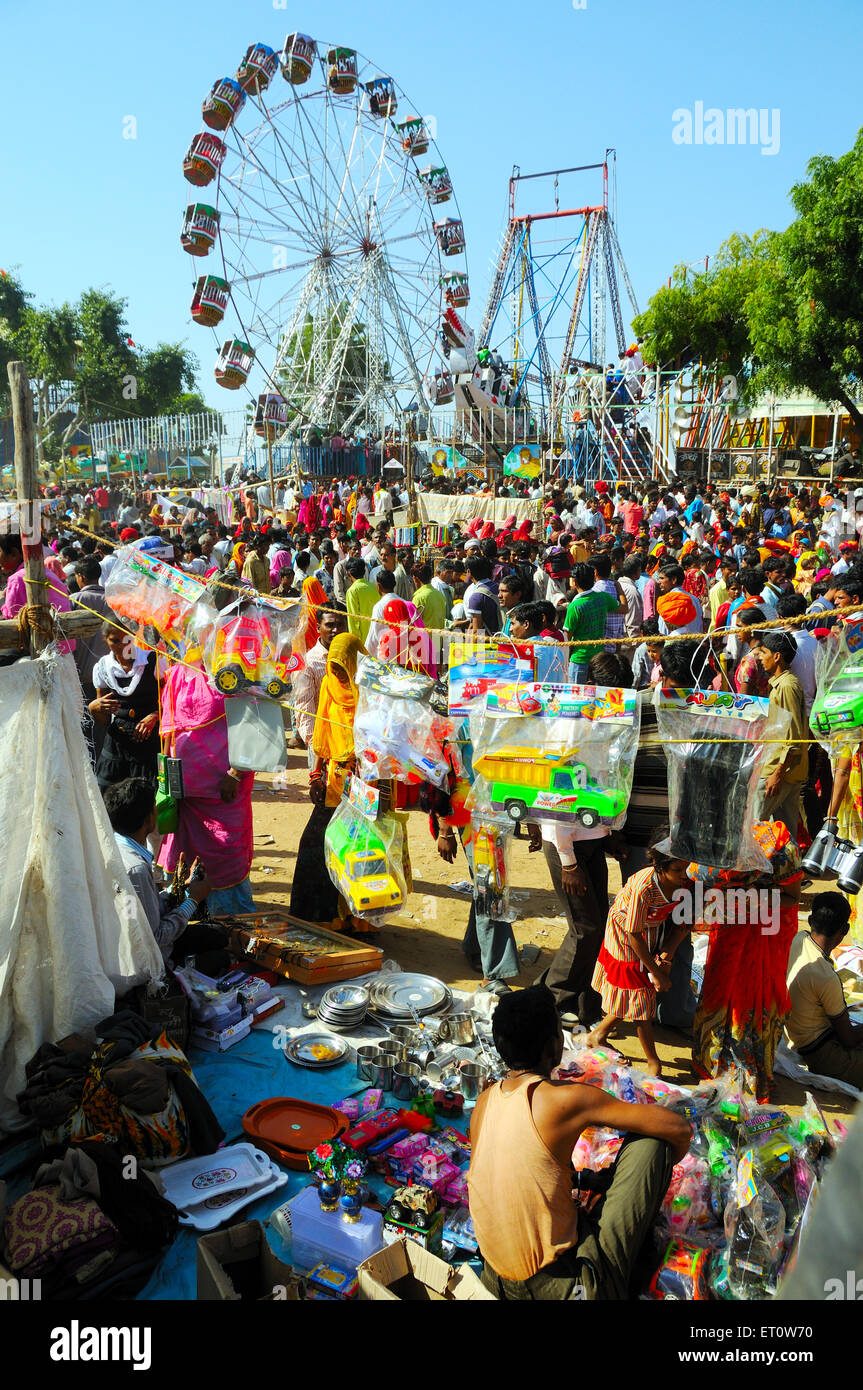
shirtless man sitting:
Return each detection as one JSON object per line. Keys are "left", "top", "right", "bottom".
{"left": 468, "top": 984, "right": 691, "bottom": 1300}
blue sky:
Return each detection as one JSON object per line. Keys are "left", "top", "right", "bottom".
{"left": 3, "top": 0, "right": 862, "bottom": 410}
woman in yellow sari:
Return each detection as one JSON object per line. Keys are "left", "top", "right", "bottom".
{"left": 290, "top": 633, "right": 367, "bottom": 933}
{"left": 311, "top": 632, "right": 365, "bottom": 805}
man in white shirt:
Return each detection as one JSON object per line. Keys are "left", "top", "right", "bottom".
{"left": 619, "top": 555, "right": 645, "bottom": 639}
{"left": 772, "top": 593, "right": 815, "bottom": 717}
{"left": 374, "top": 485, "right": 395, "bottom": 520}
{"left": 104, "top": 778, "right": 213, "bottom": 966}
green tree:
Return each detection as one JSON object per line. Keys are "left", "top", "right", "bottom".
{"left": 746, "top": 130, "right": 863, "bottom": 434}
{"left": 134, "top": 343, "right": 200, "bottom": 417}
{"left": 277, "top": 305, "right": 383, "bottom": 432}
{"left": 633, "top": 231, "right": 775, "bottom": 387}
{"left": 1, "top": 277, "right": 206, "bottom": 459}
{"left": 635, "top": 128, "right": 863, "bottom": 432}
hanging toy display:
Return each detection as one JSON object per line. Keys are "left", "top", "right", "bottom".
{"left": 323, "top": 790, "right": 407, "bottom": 924}
{"left": 203, "top": 598, "right": 301, "bottom": 699}
{"left": 470, "top": 818, "right": 512, "bottom": 922}
{"left": 104, "top": 542, "right": 209, "bottom": 644}
{"left": 657, "top": 691, "right": 786, "bottom": 871}
{"left": 353, "top": 656, "right": 458, "bottom": 788}
{"left": 470, "top": 683, "right": 639, "bottom": 829}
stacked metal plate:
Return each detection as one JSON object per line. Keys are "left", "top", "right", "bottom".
{"left": 316, "top": 984, "right": 369, "bottom": 1031}
{"left": 283, "top": 1032, "right": 350, "bottom": 1069}
{"left": 368, "top": 972, "right": 452, "bottom": 1024}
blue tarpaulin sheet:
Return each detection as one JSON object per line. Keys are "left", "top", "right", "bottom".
{"left": 137, "top": 1026, "right": 469, "bottom": 1300}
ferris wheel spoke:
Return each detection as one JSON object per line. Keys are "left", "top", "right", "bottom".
{"left": 294, "top": 95, "right": 367, "bottom": 245}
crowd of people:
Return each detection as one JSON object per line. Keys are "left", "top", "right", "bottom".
{"left": 4, "top": 463, "right": 863, "bottom": 1300}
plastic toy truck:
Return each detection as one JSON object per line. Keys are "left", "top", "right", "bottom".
{"left": 810, "top": 660, "right": 863, "bottom": 739}
{"left": 324, "top": 816, "right": 404, "bottom": 915}
{"left": 211, "top": 611, "right": 293, "bottom": 697}
{"left": 473, "top": 745, "right": 625, "bottom": 827}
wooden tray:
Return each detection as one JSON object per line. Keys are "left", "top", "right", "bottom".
{"left": 241, "top": 1097, "right": 349, "bottom": 1170}
{"left": 218, "top": 912, "right": 383, "bottom": 985}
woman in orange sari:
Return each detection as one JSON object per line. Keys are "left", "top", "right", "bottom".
{"left": 690, "top": 820, "right": 803, "bottom": 1103}
{"left": 296, "top": 572, "right": 329, "bottom": 652}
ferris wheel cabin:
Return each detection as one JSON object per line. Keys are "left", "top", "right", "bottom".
{"left": 181, "top": 204, "right": 220, "bottom": 256}
{"left": 418, "top": 166, "right": 453, "bottom": 205}
{"left": 397, "top": 118, "right": 430, "bottom": 157}
{"left": 202, "top": 78, "right": 246, "bottom": 131}
{"left": 365, "top": 76, "right": 397, "bottom": 118}
{"left": 183, "top": 133, "right": 226, "bottom": 187}
{"left": 434, "top": 218, "right": 466, "bottom": 257}
{"left": 214, "top": 340, "right": 254, "bottom": 390}
{"left": 191, "top": 276, "right": 230, "bottom": 327}
{"left": 424, "top": 370, "right": 455, "bottom": 406}
{"left": 236, "top": 44, "right": 279, "bottom": 95}
{"left": 326, "top": 48, "right": 358, "bottom": 95}
{"left": 281, "top": 33, "right": 317, "bottom": 84}
{"left": 254, "top": 393, "right": 289, "bottom": 441}
{"left": 441, "top": 272, "right": 470, "bottom": 307}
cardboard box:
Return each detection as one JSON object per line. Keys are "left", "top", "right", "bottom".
{"left": 197, "top": 1220, "right": 302, "bottom": 1301}
{"left": 357, "top": 1239, "right": 496, "bottom": 1301}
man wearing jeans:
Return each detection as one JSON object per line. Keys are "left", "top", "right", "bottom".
{"left": 752, "top": 630, "right": 809, "bottom": 835}
{"left": 468, "top": 986, "right": 690, "bottom": 1300}
{"left": 530, "top": 820, "right": 608, "bottom": 1029}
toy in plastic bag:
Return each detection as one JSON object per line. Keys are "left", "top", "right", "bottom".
{"left": 470, "top": 817, "right": 512, "bottom": 922}
{"left": 723, "top": 1150, "right": 786, "bottom": 1299}
{"left": 353, "top": 657, "right": 454, "bottom": 788}
{"left": 469, "top": 683, "right": 640, "bottom": 829}
{"left": 323, "top": 796, "right": 406, "bottom": 923}
{"left": 571, "top": 1126, "right": 623, "bottom": 1173}
{"left": 648, "top": 1238, "right": 710, "bottom": 1300}
{"left": 105, "top": 541, "right": 208, "bottom": 643}
{"left": 658, "top": 1155, "right": 711, "bottom": 1239}
{"left": 656, "top": 690, "right": 790, "bottom": 871}
{"left": 810, "top": 616, "right": 863, "bottom": 744}
{"left": 204, "top": 597, "right": 300, "bottom": 699}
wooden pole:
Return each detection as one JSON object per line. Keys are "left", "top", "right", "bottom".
{"left": 7, "top": 361, "right": 50, "bottom": 655}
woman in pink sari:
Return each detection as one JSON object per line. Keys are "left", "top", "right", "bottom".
{"left": 297, "top": 491, "right": 321, "bottom": 531}
{"left": 157, "top": 662, "right": 255, "bottom": 913}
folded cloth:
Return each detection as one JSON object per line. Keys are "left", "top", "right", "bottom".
{"left": 33, "top": 1147, "right": 101, "bottom": 1204}
{"left": 17, "top": 1037, "right": 92, "bottom": 1126}
{"left": 4, "top": 1188, "right": 120, "bottom": 1277}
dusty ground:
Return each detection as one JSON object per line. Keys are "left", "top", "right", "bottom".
{"left": 248, "top": 751, "right": 857, "bottom": 1125}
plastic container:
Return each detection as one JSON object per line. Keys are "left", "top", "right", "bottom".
{"left": 286, "top": 1183, "right": 384, "bottom": 1274}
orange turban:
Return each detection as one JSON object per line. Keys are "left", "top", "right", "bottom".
{"left": 656, "top": 591, "right": 698, "bottom": 628}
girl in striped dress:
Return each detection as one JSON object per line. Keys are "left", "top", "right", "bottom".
{"left": 588, "top": 827, "right": 691, "bottom": 1075}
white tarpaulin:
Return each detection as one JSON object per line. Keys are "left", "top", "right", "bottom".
{"left": 0, "top": 651, "right": 163, "bottom": 1133}
{"left": 414, "top": 494, "right": 542, "bottom": 527}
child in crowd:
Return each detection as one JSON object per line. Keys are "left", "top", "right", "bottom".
{"left": 588, "top": 825, "right": 691, "bottom": 1076}
{"left": 631, "top": 617, "right": 663, "bottom": 689}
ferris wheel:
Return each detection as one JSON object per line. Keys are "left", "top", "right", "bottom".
{"left": 180, "top": 36, "right": 469, "bottom": 443}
